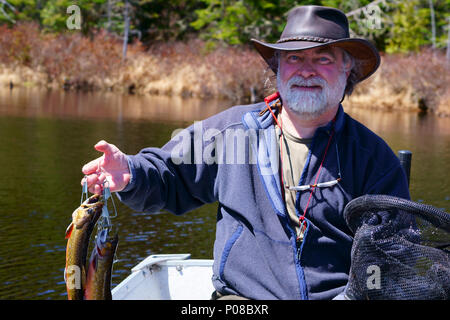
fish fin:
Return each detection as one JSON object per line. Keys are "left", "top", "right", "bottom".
{"left": 88, "top": 251, "right": 98, "bottom": 272}
{"left": 84, "top": 254, "right": 98, "bottom": 300}
{"left": 88, "top": 248, "right": 99, "bottom": 273}
{"left": 65, "top": 222, "right": 74, "bottom": 239}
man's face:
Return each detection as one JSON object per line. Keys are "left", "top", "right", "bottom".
{"left": 277, "top": 46, "right": 351, "bottom": 120}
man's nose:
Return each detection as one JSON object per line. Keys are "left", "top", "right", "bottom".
{"left": 296, "top": 62, "right": 317, "bottom": 78}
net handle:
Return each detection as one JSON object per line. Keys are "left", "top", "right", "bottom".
{"left": 344, "top": 194, "right": 450, "bottom": 234}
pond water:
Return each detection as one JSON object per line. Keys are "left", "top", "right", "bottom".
{"left": 0, "top": 87, "right": 449, "bottom": 299}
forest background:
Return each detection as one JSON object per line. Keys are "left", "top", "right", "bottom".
{"left": 0, "top": 0, "right": 449, "bottom": 116}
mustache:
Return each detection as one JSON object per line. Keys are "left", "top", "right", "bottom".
{"left": 286, "top": 76, "right": 327, "bottom": 89}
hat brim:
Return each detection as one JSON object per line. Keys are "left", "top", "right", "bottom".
{"left": 251, "top": 38, "right": 380, "bottom": 83}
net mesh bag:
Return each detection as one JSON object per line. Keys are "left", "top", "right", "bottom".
{"left": 343, "top": 195, "right": 450, "bottom": 300}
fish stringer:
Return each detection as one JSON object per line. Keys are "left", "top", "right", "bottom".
{"left": 81, "top": 175, "right": 89, "bottom": 205}
{"left": 98, "top": 179, "right": 118, "bottom": 232}
{"left": 97, "top": 179, "right": 120, "bottom": 264}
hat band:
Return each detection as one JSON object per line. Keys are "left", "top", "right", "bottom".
{"left": 276, "top": 36, "right": 332, "bottom": 44}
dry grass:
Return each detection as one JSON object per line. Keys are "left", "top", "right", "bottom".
{"left": 0, "top": 22, "right": 448, "bottom": 115}
{"left": 138, "top": 40, "right": 269, "bottom": 101}
{"left": 0, "top": 22, "right": 268, "bottom": 102}
{"left": 0, "top": 22, "right": 125, "bottom": 90}
{"left": 434, "top": 90, "right": 450, "bottom": 117}
{"left": 347, "top": 49, "right": 450, "bottom": 117}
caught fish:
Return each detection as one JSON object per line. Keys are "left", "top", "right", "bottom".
{"left": 64, "top": 194, "right": 104, "bottom": 300}
{"left": 84, "top": 229, "right": 119, "bottom": 300}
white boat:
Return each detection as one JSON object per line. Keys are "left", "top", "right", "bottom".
{"left": 112, "top": 254, "right": 214, "bottom": 300}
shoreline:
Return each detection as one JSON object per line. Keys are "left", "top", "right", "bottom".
{"left": 0, "top": 24, "right": 448, "bottom": 117}
{"left": 2, "top": 63, "right": 448, "bottom": 118}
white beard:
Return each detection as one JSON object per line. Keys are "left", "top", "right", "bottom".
{"left": 277, "top": 71, "right": 347, "bottom": 120}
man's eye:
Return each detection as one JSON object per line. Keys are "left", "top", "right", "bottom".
{"left": 287, "top": 55, "right": 300, "bottom": 63}
{"left": 318, "top": 56, "right": 332, "bottom": 64}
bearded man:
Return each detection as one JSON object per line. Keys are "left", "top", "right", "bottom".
{"left": 81, "top": 6, "right": 410, "bottom": 299}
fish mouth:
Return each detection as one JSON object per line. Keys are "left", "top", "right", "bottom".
{"left": 96, "top": 232, "right": 119, "bottom": 257}
{"left": 81, "top": 194, "right": 104, "bottom": 210}
{"left": 73, "top": 195, "right": 104, "bottom": 228}
{"left": 87, "top": 194, "right": 103, "bottom": 204}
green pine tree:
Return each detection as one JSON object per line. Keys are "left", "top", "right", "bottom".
{"left": 386, "top": 0, "right": 431, "bottom": 53}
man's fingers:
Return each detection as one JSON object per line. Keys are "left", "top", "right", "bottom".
{"left": 90, "top": 183, "right": 103, "bottom": 195}
{"left": 81, "top": 140, "right": 126, "bottom": 193}
{"left": 81, "top": 172, "right": 107, "bottom": 192}
{"left": 82, "top": 141, "right": 115, "bottom": 175}
{"left": 81, "top": 173, "right": 98, "bottom": 187}
{"left": 94, "top": 140, "right": 118, "bottom": 155}
{"left": 82, "top": 157, "right": 103, "bottom": 175}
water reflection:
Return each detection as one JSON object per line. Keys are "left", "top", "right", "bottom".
{"left": 345, "top": 106, "right": 450, "bottom": 211}
{"left": 347, "top": 106, "right": 450, "bottom": 137}
{"left": 0, "top": 88, "right": 448, "bottom": 299}
{"left": 0, "top": 87, "right": 230, "bottom": 123}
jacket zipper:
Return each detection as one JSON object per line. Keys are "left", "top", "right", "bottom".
{"left": 244, "top": 108, "right": 310, "bottom": 299}
{"left": 291, "top": 130, "right": 317, "bottom": 299}
{"left": 295, "top": 222, "right": 309, "bottom": 261}
{"left": 283, "top": 216, "right": 307, "bottom": 300}
{"left": 296, "top": 240, "right": 302, "bottom": 262}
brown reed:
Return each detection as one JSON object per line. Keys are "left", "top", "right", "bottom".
{"left": 347, "top": 49, "right": 450, "bottom": 117}
{"left": 0, "top": 22, "right": 448, "bottom": 116}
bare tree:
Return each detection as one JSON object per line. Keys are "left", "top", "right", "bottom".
{"left": 0, "top": 0, "right": 16, "bottom": 23}
{"left": 428, "top": 0, "right": 436, "bottom": 50}
{"left": 122, "top": 0, "right": 130, "bottom": 61}
{"left": 446, "top": 17, "right": 450, "bottom": 62}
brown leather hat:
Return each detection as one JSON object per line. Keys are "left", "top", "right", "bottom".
{"left": 251, "top": 5, "right": 380, "bottom": 83}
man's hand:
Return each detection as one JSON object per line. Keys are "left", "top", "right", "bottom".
{"left": 81, "top": 140, "right": 131, "bottom": 194}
